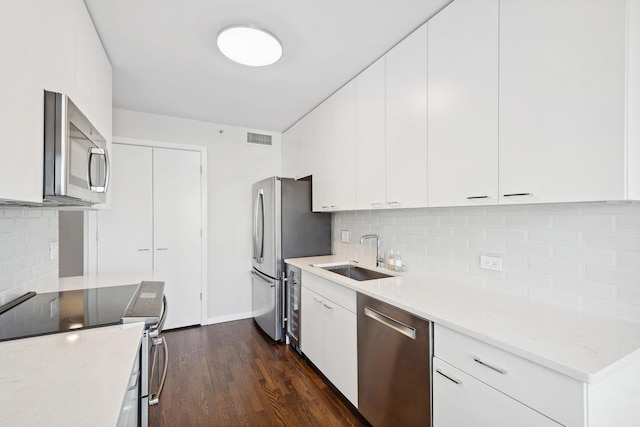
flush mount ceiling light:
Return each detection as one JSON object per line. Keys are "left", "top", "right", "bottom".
{"left": 217, "top": 25, "right": 283, "bottom": 67}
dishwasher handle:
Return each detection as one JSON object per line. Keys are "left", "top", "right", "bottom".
{"left": 363, "top": 306, "right": 416, "bottom": 340}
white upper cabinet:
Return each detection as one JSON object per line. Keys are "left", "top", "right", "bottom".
{"left": 0, "top": 1, "right": 44, "bottom": 203}
{"left": 282, "top": 114, "right": 313, "bottom": 180}
{"left": 498, "top": 0, "right": 627, "bottom": 204}
{"left": 311, "top": 102, "right": 333, "bottom": 211}
{"left": 385, "top": 24, "right": 428, "bottom": 209}
{"left": 312, "top": 81, "right": 357, "bottom": 212}
{"left": 298, "top": 0, "right": 640, "bottom": 210}
{"left": 330, "top": 80, "right": 357, "bottom": 211}
{"left": 355, "top": 57, "right": 386, "bottom": 210}
{"left": 0, "top": 0, "right": 112, "bottom": 204}
{"left": 427, "top": 0, "right": 499, "bottom": 207}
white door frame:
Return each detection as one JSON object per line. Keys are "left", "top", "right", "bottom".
{"left": 87, "top": 135, "right": 209, "bottom": 325}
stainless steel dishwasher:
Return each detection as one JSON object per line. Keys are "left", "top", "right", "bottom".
{"left": 358, "top": 293, "right": 432, "bottom": 427}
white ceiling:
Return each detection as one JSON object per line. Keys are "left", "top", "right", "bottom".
{"left": 84, "top": 0, "right": 452, "bottom": 133}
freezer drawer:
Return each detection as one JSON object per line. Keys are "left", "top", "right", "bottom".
{"left": 251, "top": 269, "right": 284, "bottom": 341}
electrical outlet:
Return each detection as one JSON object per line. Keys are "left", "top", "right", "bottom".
{"left": 340, "top": 230, "right": 350, "bottom": 243}
{"left": 480, "top": 255, "right": 502, "bottom": 272}
{"left": 49, "top": 241, "right": 59, "bottom": 260}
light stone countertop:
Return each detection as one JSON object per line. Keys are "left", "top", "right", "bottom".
{"left": 0, "top": 272, "right": 160, "bottom": 426}
{"left": 286, "top": 255, "right": 640, "bottom": 384}
{"left": 0, "top": 322, "right": 144, "bottom": 427}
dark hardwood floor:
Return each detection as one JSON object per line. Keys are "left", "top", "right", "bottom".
{"left": 149, "top": 319, "right": 368, "bottom": 426}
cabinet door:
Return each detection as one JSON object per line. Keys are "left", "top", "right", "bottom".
{"left": 385, "top": 24, "right": 428, "bottom": 209}
{"left": 427, "top": 0, "right": 498, "bottom": 207}
{"left": 153, "top": 147, "right": 202, "bottom": 329}
{"left": 41, "top": 0, "right": 75, "bottom": 97}
{"left": 311, "top": 103, "right": 333, "bottom": 211}
{"left": 97, "top": 144, "right": 153, "bottom": 273}
{"left": 433, "top": 358, "right": 561, "bottom": 427}
{"left": 499, "top": 0, "right": 626, "bottom": 204}
{"left": 301, "top": 287, "right": 325, "bottom": 370}
{"left": 282, "top": 114, "right": 313, "bottom": 180}
{"left": 73, "top": 0, "right": 112, "bottom": 141}
{"left": 0, "top": 1, "right": 43, "bottom": 203}
{"left": 328, "top": 80, "right": 356, "bottom": 211}
{"left": 355, "top": 57, "right": 386, "bottom": 210}
{"left": 323, "top": 300, "right": 358, "bottom": 407}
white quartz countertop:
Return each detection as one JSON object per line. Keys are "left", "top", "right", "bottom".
{"left": 0, "top": 322, "right": 144, "bottom": 427}
{"left": 286, "top": 255, "right": 640, "bottom": 384}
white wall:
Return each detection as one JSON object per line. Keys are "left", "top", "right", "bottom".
{"left": 112, "top": 108, "right": 282, "bottom": 323}
{"left": 0, "top": 208, "right": 58, "bottom": 304}
{"left": 334, "top": 203, "right": 640, "bottom": 324}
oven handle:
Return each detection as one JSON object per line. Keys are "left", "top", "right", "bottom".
{"left": 149, "top": 295, "right": 168, "bottom": 406}
{"left": 149, "top": 335, "right": 168, "bottom": 406}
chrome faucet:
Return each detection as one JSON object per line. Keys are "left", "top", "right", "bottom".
{"left": 360, "top": 234, "right": 384, "bottom": 267}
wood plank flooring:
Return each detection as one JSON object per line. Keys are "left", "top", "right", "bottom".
{"left": 149, "top": 319, "right": 369, "bottom": 426}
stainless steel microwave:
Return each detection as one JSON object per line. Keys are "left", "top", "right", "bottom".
{"left": 43, "top": 91, "right": 110, "bottom": 206}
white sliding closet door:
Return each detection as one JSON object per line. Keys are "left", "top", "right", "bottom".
{"left": 153, "top": 147, "right": 202, "bottom": 329}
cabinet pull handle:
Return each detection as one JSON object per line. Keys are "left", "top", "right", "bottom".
{"left": 436, "top": 369, "right": 462, "bottom": 385}
{"left": 137, "top": 248, "right": 150, "bottom": 251}
{"left": 466, "top": 196, "right": 489, "bottom": 200}
{"left": 330, "top": 205, "right": 339, "bottom": 209}
{"left": 371, "top": 202, "right": 383, "bottom": 208}
{"left": 321, "top": 205, "right": 330, "bottom": 209}
{"left": 473, "top": 357, "right": 508, "bottom": 374}
{"left": 387, "top": 201, "right": 401, "bottom": 207}
{"left": 313, "top": 297, "right": 322, "bottom": 304}
{"left": 323, "top": 304, "right": 333, "bottom": 310}
{"left": 364, "top": 306, "right": 416, "bottom": 339}
{"left": 503, "top": 193, "right": 533, "bottom": 197}
{"left": 156, "top": 248, "right": 169, "bottom": 251}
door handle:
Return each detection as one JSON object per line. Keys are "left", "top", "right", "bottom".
{"left": 281, "top": 271, "right": 288, "bottom": 329}
{"left": 503, "top": 193, "right": 533, "bottom": 197}
{"left": 473, "top": 357, "right": 508, "bottom": 374}
{"left": 436, "top": 369, "right": 462, "bottom": 385}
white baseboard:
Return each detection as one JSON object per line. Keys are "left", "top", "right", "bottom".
{"left": 205, "top": 311, "right": 253, "bottom": 325}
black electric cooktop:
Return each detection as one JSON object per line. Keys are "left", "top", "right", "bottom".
{"left": 0, "top": 284, "right": 139, "bottom": 342}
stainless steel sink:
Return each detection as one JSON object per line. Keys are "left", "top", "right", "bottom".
{"left": 313, "top": 262, "right": 393, "bottom": 281}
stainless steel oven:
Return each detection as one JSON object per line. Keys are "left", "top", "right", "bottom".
{"left": 43, "top": 90, "right": 110, "bottom": 206}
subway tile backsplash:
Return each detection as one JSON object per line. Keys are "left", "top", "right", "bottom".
{"left": 0, "top": 208, "right": 58, "bottom": 304}
{"left": 333, "top": 202, "right": 640, "bottom": 324}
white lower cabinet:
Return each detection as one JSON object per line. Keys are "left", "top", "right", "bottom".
{"left": 434, "top": 324, "right": 584, "bottom": 426}
{"left": 433, "top": 357, "right": 560, "bottom": 427}
{"left": 117, "top": 346, "right": 140, "bottom": 427}
{"left": 300, "top": 273, "right": 357, "bottom": 407}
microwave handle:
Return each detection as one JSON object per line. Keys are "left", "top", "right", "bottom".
{"left": 88, "top": 147, "right": 110, "bottom": 193}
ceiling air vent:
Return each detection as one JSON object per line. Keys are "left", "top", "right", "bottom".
{"left": 247, "top": 132, "right": 272, "bottom": 146}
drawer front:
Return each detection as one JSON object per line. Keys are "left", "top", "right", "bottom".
{"left": 433, "top": 357, "right": 562, "bottom": 427}
{"left": 434, "top": 325, "right": 585, "bottom": 427}
{"left": 302, "top": 271, "right": 356, "bottom": 313}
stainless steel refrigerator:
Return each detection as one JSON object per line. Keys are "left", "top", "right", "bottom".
{"left": 251, "top": 176, "right": 331, "bottom": 342}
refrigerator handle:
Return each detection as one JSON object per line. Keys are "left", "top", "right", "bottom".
{"left": 253, "top": 190, "right": 265, "bottom": 263}
{"left": 258, "top": 191, "right": 265, "bottom": 263}
{"left": 282, "top": 271, "right": 288, "bottom": 329}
